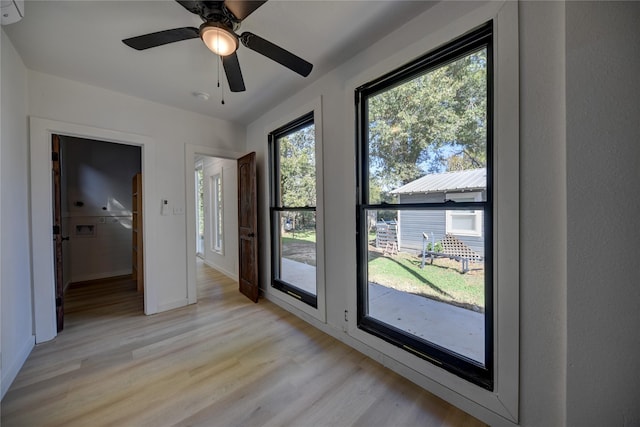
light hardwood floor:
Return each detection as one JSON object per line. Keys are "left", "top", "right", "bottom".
{"left": 1, "top": 261, "right": 486, "bottom": 427}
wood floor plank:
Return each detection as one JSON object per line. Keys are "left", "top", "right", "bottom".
{"left": 1, "top": 261, "right": 486, "bottom": 427}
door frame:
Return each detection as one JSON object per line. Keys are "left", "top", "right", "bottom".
{"left": 184, "top": 144, "right": 245, "bottom": 304}
{"left": 30, "top": 118, "right": 156, "bottom": 343}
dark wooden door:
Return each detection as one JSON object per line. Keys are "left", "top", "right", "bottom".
{"left": 237, "top": 152, "right": 259, "bottom": 302}
{"left": 52, "top": 134, "right": 65, "bottom": 332}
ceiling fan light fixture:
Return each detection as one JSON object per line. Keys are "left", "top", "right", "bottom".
{"left": 200, "top": 23, "right": 238, "bottom": 57}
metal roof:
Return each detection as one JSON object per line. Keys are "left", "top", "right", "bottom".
{"left": 390, "top": 168, "right": 486, "bottom": 195}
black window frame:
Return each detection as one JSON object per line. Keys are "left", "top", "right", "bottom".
{"left": 355, "top": 22, "right": 494, "bottom": 390}
{"left": 268, "top": 111, "right": 318, "bottom": 308}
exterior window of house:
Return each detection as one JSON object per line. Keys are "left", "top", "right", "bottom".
{"left": 355, "top": 23, "right": 493, "bottom": 389}
{"left": 445, "top": 192, "right": 483, "bottom": 237}
{"left": 269, "top": 112, "right": 317, "bottom": 307}
{"left": 210, "top": 173, "right": 223, "bottom": 253}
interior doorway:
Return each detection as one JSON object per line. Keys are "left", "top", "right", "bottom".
{"left": 184, "top": 144, "right": 245, "bottom": 305}
{"left": 191, "top": 154, "right": 238, "bottom": 299}
{"left": 31, "top": 118, "right": 156, "bottom": 343}
{"left": 53, "top": 134, "right": 142, "bottom": 331}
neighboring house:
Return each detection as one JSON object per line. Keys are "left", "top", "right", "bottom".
{"left": 390, "top": 168, "right": 486, "bottom": 255}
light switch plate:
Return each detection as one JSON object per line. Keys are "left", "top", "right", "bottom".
{"left": 161, "top": 199, "right": 170, "bottom": 216}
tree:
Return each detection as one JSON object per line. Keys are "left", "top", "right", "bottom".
{"left": 367, "top": 49, "right": 487, "bottom": 199}
{"left": 279, "top": 124, "right": 316, "bottom": 229}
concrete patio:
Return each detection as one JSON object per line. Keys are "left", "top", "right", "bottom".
{"left": 280, "top": 258, "right": 485, "bottom": 364}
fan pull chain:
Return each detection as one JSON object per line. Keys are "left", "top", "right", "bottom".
{"left": 216, "top": 56, "right": 225, "bottom": 105}
{"left": 215, "top": 31, "right": 225, "bottom": 105}
{"left": 220, "top": 57, "right": 225, "bottom": 105}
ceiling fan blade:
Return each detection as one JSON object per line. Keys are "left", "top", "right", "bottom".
{"left": 240, "top": 32, "right": 313, "bottom": 77}
{"left": 224, "top": 0, "right": 267, "bottom": 20}
{"left": 222, "top": 52, "right": 246, "bottom": 92}
{"left": 175, "top": 1, "right": 203, "bottom": 15}
{"left": 176, "top": 1, "right": 226, "bottom": 19}
{"left": 123, "top": 27, "right": 200, "bottom": 50}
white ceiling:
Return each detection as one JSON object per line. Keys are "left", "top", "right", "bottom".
{"left": 3, "top": 0, "right": 437, "bottom": 125}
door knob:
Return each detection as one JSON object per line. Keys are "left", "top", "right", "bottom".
{"left": 61, "top": 236, "right": 70, "bottom": 241}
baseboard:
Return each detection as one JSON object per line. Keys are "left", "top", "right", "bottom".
{"left": 1, "top": 334, "right": 35, "bottom": 399}
{"left": 202, "top": 259, "right": 238, "bottom": 282}
{"left": 70, "top": 269, "right": 132, "bottom": 283}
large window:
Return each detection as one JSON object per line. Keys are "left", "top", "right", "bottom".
{"left": 269, "top": 112, "right": 318, "bottom": 307}
{"left": 195, "top": 162, "right": 204, "bottom": 256}
{"left": 210, "top": 173, "right": 223, "bottom": 253}
{"left": 355, "top": 23, "right": 493, "bottom": 389}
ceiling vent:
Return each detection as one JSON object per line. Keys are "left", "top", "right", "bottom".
{"left": 1, "top": 0, "right": 24, "bottom": 26}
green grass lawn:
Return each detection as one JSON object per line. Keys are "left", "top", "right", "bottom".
{"left": 368, "top": 251, "right": 485, "bottom": 311}
{"left": 280, "top": 229, "right": 483, "bottom": 311}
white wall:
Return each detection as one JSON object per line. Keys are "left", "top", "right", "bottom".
{"left": 202, "top": 156, "right": 238, "bottom": 280}
{"left": 62, "top": 136, "right": 141, "bottom": 282}
{"left": 247, "top": 2, "right": 519, "bottom": 425}
{"left": 1, "top": 28, "right": 34, "bottom": 399}
{"left": 245, "top": 1, "right": 640, "bottom": 426}
{"left": 26, "top": 71, "right": 245, "bottom": 328}
{"left": 519, "top": 2, "right": 567, "bottom": 425}
{"left": 62, "top": 137, "right": 141, "bottom": 216}
{"left": 67, "top": 216, "right": 133, "bottom": 282}
{"left": 565, "top": 2, "right": 640, "bottom": 425}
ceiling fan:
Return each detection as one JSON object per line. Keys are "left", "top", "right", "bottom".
{"left": 122, "top": 0, "right": 313, "bottom": 93}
